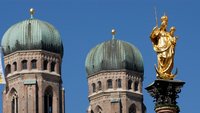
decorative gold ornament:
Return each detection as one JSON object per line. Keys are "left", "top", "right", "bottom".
{"left": 0, "top": 74, "right": 2, "bottom": 83}
{"left": 30, "top": 8, "right": 35, "bottom": 18}
{"left": 111, "top": 29, "right": 116, "bottom": 35}
{"left": 111, "top": 29, "right": 116, "bottom": 39}
{"left": 150, "top": 15, "right": 178, "bottom": 80}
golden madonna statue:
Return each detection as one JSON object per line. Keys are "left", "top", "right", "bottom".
{"left": 150, "top": 15, "right": 178, "bottom": 80}
{"left": 0, "top": 75, "right": 2, "bottom": 83}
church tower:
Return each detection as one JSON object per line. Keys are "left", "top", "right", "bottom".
{"left": 1, "top": 9, "right": 65, "bottom": 113}
{"left": 85, "top": 29, "right": 146, "bottom": 113}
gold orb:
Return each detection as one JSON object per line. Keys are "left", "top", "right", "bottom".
{"left": 111, "top": 29, "right": 116, "bottom": 35}
{"left": 30, "top": 8, "right": 35, "bottom": 15}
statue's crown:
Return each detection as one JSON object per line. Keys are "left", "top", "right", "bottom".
{"left": 161, "top": 15, "right": 168, "bottom": 21}
{"left": 170, "top": 26, "right": 176, "bottom": 31}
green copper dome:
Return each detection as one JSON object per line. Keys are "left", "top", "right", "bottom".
{"left": 1, "top": 18, "right": 63, "bottom": 56}
{"left": 85, "top": 39, "right": 144, "bottom": 76}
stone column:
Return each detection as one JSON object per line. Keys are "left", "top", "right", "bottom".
{"left": 37, "top": 78, "right": 43, "bottom": 113}
{"left": 146, "top": 79, "right": 185, "bottom": 113}
{"left": 14, "top": 96, "right": 17, "bottom": 113}
{"left": 131, "top": 79, "right": 135, "bottom": 91}
{"left": 156, "top": 107, "right": 178, "bottom": 113}
{"left": 47, "top": 61, "right": 51, "bottom": 72}
{"left": 122, "top": 77, "right": 126, "bottom": 90}
{"left": 139, "top": 78, "right": 142, "bottom": 93}
{"left": 62, "top": 88, "right": 65, "bottom": 113}
{"left": 53, "top": 85, "right": 60, "bottom": 113}
{"left": 17, "top": 59, "right": 21, "bottom": 71}
{"left": 55, "top": 61, "right": 60, "bottom": 74}
{"left": 113, "top": 79, "right": 117, "bottom": 90}
{"left": 27, "top": 84, "right": 37, "bottom": 113}
{"left": 38, "top": 57, "right": 43, "bottom": 70}
{"left": 125, "top": 78, "right": 128, "bottom": 90}
{"left": 132, "top": 79, "right": 135, "bottom": 91}
{"left": 28, "top": 60, "right": 31, "bottom": 71}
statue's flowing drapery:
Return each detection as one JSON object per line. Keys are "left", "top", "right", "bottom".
{"left": 150, "top": 15, "right": 177, "bottom": 80}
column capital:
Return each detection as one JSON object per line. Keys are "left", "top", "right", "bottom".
{"left": 146, "top": 79, "right": 185, "bottom": 113}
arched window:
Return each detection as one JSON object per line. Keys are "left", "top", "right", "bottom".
{"left": 92, "top": 83, "right": 96, "bottom": 93}
{"left": 91, "top": 110, "right": 94, "bottom": 113}
{"left": 98, "top": 81, "right": 102, "bottom": 91}
{"left": 43, "top": 60, "right": 48, "bottom": 70}
{"left": 51, "top": 62, "right": 56, "bottom": 72}
{"left": 5, "top": 64, "right": 11, "bottom": 75}
{"left": 31, "top": 60, "right": 37, "bottom": 69}
{"left": 10, "top": 88, "right": 18, "bottom": 113}
{"left": 134, "top": 82, "right": 139, "bottom": 91}
{"left": 44, "top": 86, "right": 53, "bottom": 113}
{"left": 95, "top": 105, "right": 102, "bottom": 113}
{"left": 107, "top": 79, "right": 112, "bottom": 89}
{"left": 128, "top": 80, "right": 132, "bottom": 90}
{"left": 117, "top": 79, "right": 122, "bottom": 88}
{"left": 129, "top": 104, "right": 136, "bottom": 113}
{"left": 13, "top": 62, "right": 17, "bottom": 71}
{"left": 21, "top": 60, "right": 27, "bottom": 70}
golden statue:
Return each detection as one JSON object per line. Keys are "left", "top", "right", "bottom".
{"left": 150, "top": 15, "right": 178, "bottom": 80}
{"left": 0, "top": 74, "right": 2, "bottom": 83}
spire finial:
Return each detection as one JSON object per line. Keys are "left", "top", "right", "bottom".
{"left": 30, "top": 8, "right": 35, "bottom": 19}
{"left": 111, "top": 29, "right": 116, "bottom": 39}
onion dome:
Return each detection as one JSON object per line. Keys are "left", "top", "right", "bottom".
{"left": 85, "top": 29, "right": 144, "bottom": 77}
{"left": 1, "top": 8, "right": 63, "bottom": 57}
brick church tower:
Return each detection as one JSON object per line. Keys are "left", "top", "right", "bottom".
{"left": 1, "top": 9, "right": 65, "bottom": 113}
{"left": 85, "top": 29, "right": 146, "bottom": 113}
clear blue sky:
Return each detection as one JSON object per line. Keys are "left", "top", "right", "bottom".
{"left": 0, "top": 0, "right": 199, "bottom": 113}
